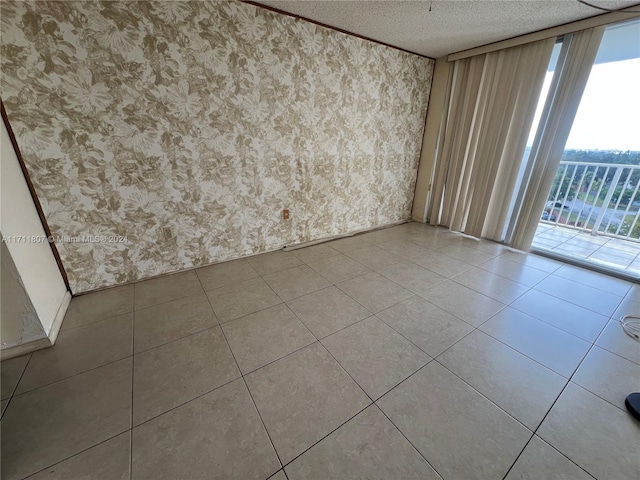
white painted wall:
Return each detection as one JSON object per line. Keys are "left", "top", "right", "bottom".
{"left": 1, "top": 240, "right": 48, "bottom": 349}
{"left": 1, "top": 119, "right": 69, "bottom": 349}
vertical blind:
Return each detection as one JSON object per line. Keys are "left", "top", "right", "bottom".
{"left": 429, "top": 37, "right": 556, "bottom": 241}
{"left": 509, "top": 27, "right": 605, "bottom": 250}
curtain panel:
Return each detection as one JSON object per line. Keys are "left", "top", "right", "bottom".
{"left": 429, "top": 37, "right": 556, "bottom": 241}
{"left": 509, "top": 27, "right": 605, "bottom": 250}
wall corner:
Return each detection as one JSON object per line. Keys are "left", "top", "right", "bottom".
{"left": 412, "top": 56, "right": 451, "bottom": 223}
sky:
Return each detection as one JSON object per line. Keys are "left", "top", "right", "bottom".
{"left": 565, "top": 58, "right": 640, "bottom": 151}
{"left": 527, "top": 57, "right": 640, "bottom": 151}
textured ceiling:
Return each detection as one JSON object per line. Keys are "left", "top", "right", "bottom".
{"left": 253, "top": 0, "right": 638, "bottom": 57}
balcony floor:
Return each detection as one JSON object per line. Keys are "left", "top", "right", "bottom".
{"left": 533, "top": 222, "right": 640, "bottom": 278}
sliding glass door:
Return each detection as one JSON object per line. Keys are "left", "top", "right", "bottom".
{"left": 511, "top": 18, "right": 640, "bottom": 279}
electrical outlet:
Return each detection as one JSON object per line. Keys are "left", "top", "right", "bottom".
{"left": 283, "top": 209, "right": 290, "bottom": 220}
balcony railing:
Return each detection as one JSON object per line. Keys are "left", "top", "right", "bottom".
{"left": 542, "top": 160, "right": 640, "bottom": 242}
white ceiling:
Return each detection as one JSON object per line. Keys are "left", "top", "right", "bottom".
{"left": 254, "top": 0, "right": 638, "bottom": 57}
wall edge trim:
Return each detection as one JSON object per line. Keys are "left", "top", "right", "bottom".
{"left": 244, "top": 0, "right": 436, "bottom": 60}
{"left": 1, "top": 100, "right": 71, "bottom": 292}
{"left": 73, "top": 220, "right": 412, "bottom": 295}
{"left": 47, "top": 291, "right": 72, "bottom": 346}
{"left": 0, "top": 337, "right": 52, "bottom": 361}
{"left": 283, "top": 219, "right": 410, "bottom": 251}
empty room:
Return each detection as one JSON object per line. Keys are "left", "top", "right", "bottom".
{"left": 1, "top": 1, "right": 639, "bottom": 479}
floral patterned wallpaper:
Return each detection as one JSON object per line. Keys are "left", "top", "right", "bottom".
{"left": 1, "top": 1, "right": 434, "bottom": 293}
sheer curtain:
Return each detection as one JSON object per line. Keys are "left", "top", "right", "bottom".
{"left": 509, "top": 27, "right": 605, "bottom": 250}
{"left": 429, "top": 38, "right": 556, "bottom": 241}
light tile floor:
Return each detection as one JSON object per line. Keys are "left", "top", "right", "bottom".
{"left": 533, "top": 223, "right": 640, "bottom": 277}
{"left": 2, "top": 222, "right": 640, "bottom": 480}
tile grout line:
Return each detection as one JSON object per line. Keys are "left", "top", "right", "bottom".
{"left": 301, "top": 338, "right": 419, "bottom": 469}
{"left": 333, "top": 278, "right": 418, "bottom": 320}
{"left": 19, "top": 279, "right": 337, "bottom": 396}
{"left": 592, "top": 340, "right": 640, "bottom": 367}
{"left": 500, "top": 339, "right": 603, "bottom": 480}
{"left": 484, "top": 294, "right": 640, "bottom": 384}
{"left": 59, "top": 307, "right": 135, "bottom": 334}
{"left": 415, "top": 288, "right": 508, "bottom": 330}
{"left": 18, "top": 429, "right": 132, "bottom": 480}
{"left": 275, "top": 233, "right": 551, "bottom": 316}
{"left": 236, "top": 316, "right": 417, "bottom": 474}
{"left": 21, "top": 335, "right": 327, "bottom": 446}
{"left": 536, "top": 229, "right": 638, "bottom": 276}
{"left": 474, "top": 322, "right": 585, "bottom": 381}
{"left": 277, "top": 402, "right": 374, "bottom": 472}
{"left": 371, "top": 360, "right": 452, "bottom": 476}
{"left": 265, "top": 266, "right": 340, "bottom": 304}
{"left": 506, "top": 301, "right": 608, "bottom": 345}
{"left": 431, "top": 357, "right": 538, "bottom": 432}
{"left": 1, "top": 352, "right": 33, "bottom": 421}
{"left": 58, "top": 267, "right": 390, "bottom": 470}
{"left": 498, "top": 251, "right": 564, "bottom": 274}
{"left": 568, "top": 317, "right": 640, "bottom": 413}
{"left": 373, "top": 304, "right": 447, "bottom": 359}
{"left": 7, "top": 223, "right": 636, "bottom": 479}
{"left": 501, "top": 259, "right": 621, "bottom": 478}
{"left": 529, "top": 281, "right": 627, "bottom": 319}
{"left": 420, "top": 299, "right": 576, "bottom": 432}
{"left": 315, "top": 337, "right": 375, "bottom": 403}
{"left": 240, "top": 376, "right": 286, "bottom": 474}
{"left": 200, "top": 278, "right": 286, "bottom": 474}
{"left": 458, "top": 284, "right": 604, "bottom": 379}
{"left": 515, "top": 279, "right": 626, "bottom": 339}
{"left": 475, "top": 263, "right": 554, "bottom": 288}
{"left": 547, "top": 267, "right": 634, "bottom": 297}
{"left": 129, "top": 282, "right": 135, "bottom": 480}
{"left": 203, "top": 261, "right": 443, "bottom": 475}
{"left": 13, "top": 324, "right": 221, "bottom": 398}
{"left": 132, "top": 375, "right": 243, "bottom": 429}
{"left": 134, "top": 320, "right": 220, "bottom": 356}
{"left": 589, "top": 237, "right": 631, "bottom": 267}
{"left": 11, "top": 358, "right": 135, "bottom": 407}
{"left": 21, "top": 239, "right": 618, "bottom": 377}
{"left": 305, "top": 260, "right": 374, "bottom": 288}
{"left": 259, "top": 267, "right": 297, "bottom": 305}
{"left": 459, "top": 248, "right": 631, "bottom": 305}
{"left": 571, "top": 367, "right": 639, "bottom": 414}
{"left": 259, "top": 260, "right": 340, "bottom": 304}
{"left": 71, "top": 260, "right": 380, "bottom": 382}
{"left": 446, "top": 269, "right": 531, "bottom": 305}
{"left": 338, "top": 264, "right": 408, "bottom": 290}
{"left": 293, "top": 287, "right": 385, "bottom": 339}
{"left": 292, "top": 287, "right": 478, "bottom": 434}
{"left": 372, "top": 401, "right": 447, "bottom": 480}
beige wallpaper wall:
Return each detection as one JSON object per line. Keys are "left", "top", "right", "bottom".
{"left": 1, "top": 1, "right": 434, "bottom": 293}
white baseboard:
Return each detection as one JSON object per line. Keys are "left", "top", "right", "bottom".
{"left": 0, "top": 336, "right": 52, "bottom": 361}
{"left": 47, "top": 290, "right": 71, "bottom": 345}
{"left": 283, "top": 219, "right": 411, "bottom": 251}
{"left": 0, "top": 291, "right": 70, "bottom": 361}
{"left": 75, "top": 220, "right": 415, "bottom": 295}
